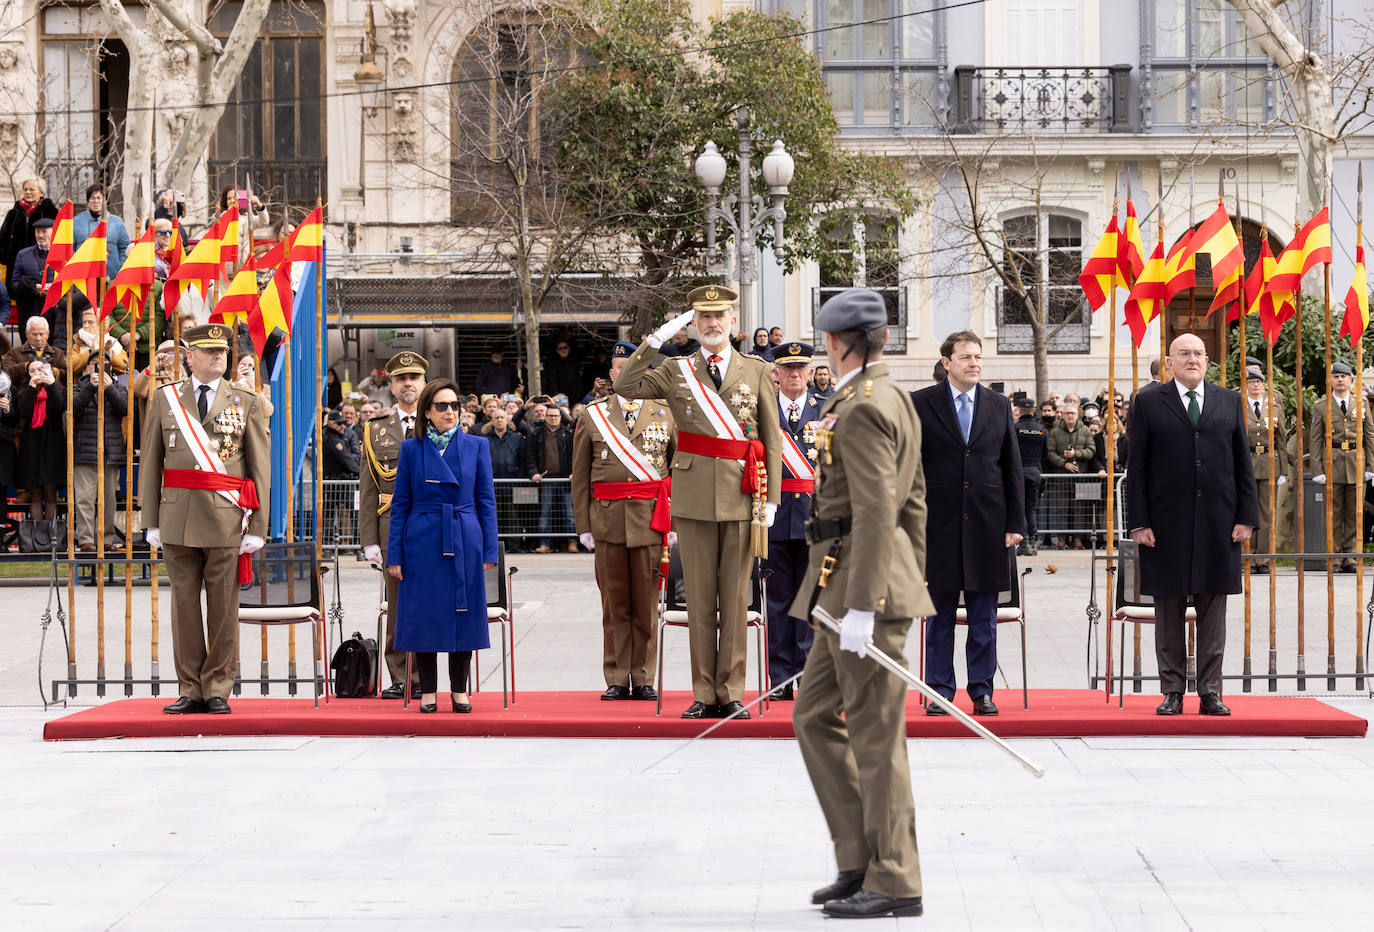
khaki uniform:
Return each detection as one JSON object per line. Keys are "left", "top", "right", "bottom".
{"left": 614, "top": 345, "right": 781, "bottom": 705}
{"left": 140, "top": 378, "right": 270, "bottom": 701}
{"left": 1308, "top": 394, "right": 1374, "bottom": 558}
{"left": 790, "top": 363, "right": 935, "bottom": 900}
{"left": 1244, "top": 395, "right": 1292, "bottom": 555}
{"left": 570, "top": 397, "right": 675, "bottom": 688}
{"left": 359, "top": 410, "right": 413, "bottom": 688}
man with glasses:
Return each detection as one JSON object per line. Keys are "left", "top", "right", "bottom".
{"left": 1126, "top": 334, "right": 1256, "bottom": 716}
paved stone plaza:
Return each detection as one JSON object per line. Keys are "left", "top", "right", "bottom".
{"left": 3, "top": 551, "right": 1373, "bottom": 929}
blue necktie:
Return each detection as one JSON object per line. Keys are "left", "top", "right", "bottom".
{"left": 957, "top": 392, "right": 972, "bottom": 443}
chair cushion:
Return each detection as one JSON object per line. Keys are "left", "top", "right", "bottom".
{"left": 238, "top": 606, "right": 321, "bottom": 624}
{"left": 662, "top": 611, "right": 690, "bottom": 626}
{"left": 1114, "top": 605, "right": 1197, "bottom": 622}
{"left": 953, "top": 608, "right": 1024, "bottom": 623}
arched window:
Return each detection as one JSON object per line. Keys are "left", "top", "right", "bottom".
{"left": 813, "top": 213, "right": 907, "bottom": 352}
{"left": 997, "top": 212, "right": 1089, "bottom": 353}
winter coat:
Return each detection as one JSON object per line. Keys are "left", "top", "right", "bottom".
{"left": 72, "top": 375, "right": 128, "bottom": 465}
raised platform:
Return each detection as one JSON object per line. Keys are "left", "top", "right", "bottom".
{"left": 42, "top": 689, "right": 1367, "bottom": 741}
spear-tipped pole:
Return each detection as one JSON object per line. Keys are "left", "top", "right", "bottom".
{"left": 1294, "top": 187, "right": 1307, "bottom": 691}
{"left": 1234, "top": 180, "right": 1252, "bottom": 690}
{"left": 1355, "top": 164, "right": 1366, "bottom": 692}
{"left": 1323, "top": 186, "right": 1336, "bottom": 692}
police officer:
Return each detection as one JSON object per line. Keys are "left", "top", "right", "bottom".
{"left": 792, "top": 288, "right": 932, "bottom": 919}
{"left": 360, "top": 351, "right": 428, "bottom": 697}
{"left": 1309, "top": 360, "right": 1374, "bottom": 572}
{"left": 1014, "top": 397, "right": 1046, "bottom": 555}
{"left": 764, "top": 341, "right": 822, "bottom": 699}
{"left": 1243, "top": 368, "right": 1292, "bottom": 572}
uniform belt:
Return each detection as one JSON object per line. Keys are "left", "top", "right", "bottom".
{"left": 162, "top": 469, "right": 260, "bottom": 584}
{"left": 806, "top": 515, "right": 852, "bottom": 543}
{"left": 1339, "top": 441, "right": 1355, "bottom": 451}
{"left": 377, "top": 491, "right": 392, "bottom": 514}
{"left": 1252, "top": 444, "right": 1267, "bottom": 454}
{"left": 676, "top": 430, "right": 767, "bottom": 494}
{"left": 781, "top": 478, "right": 814, "bottom": 494}
{"left": 592, "top": 478, "right": 673, "bottom": 534}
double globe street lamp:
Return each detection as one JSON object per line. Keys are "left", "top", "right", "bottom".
{"left": 694, "top": 107, "right": 795, "bottom": 336}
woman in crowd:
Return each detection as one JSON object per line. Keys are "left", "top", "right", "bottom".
{"left": 233, "top": 353, "right": 273, "bottom": 417}
{"left": 16, "top": 358, "right": 64, "bottom": 543}
{"left": 324, "top": 367, "right": 343, "bottom": 409}
{"left": 749, "top": 327, "right": 771, "bottom": 357}
{"left": 0, "top": 178, "right": 58, "bottom": 285}
{"left": 386, "top": 379, "right": 498, "bottom": 713}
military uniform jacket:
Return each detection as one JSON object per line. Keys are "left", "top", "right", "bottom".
{"left": 570, "top": 397, "right": 675, "bottom": 548}
{"left": 771, "top": 391, "right": 823, "bottom": 542}
{"left": 1308, "top": 394, "right": 1374, "bottom": 484}
{"left": 140, "top": 378, "right": 270, "bottom": 546}
{"left": 614, "top": 343, "right": 781, "bottom": 522}
{"left": 789, "top": 364, "right": 936, "bottom": 622}
{"left": 1243, "top": 396, "right": 1292, "bottom": 482}
{"left": 359, "top": 411, "right": 409, "bottom": 550}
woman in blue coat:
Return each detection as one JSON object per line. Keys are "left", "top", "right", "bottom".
{"left": 386, "top": 379, "right": 498, "bottom": 713}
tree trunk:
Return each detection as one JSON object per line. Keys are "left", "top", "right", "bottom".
{"left": 515, "top": 177, "right": 542, "bottom": 399}
{"left": 99, "top": 0, "right": 153, "bottom": 226}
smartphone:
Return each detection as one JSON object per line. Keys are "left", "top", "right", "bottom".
{"left": 236, "top": 189, "right": 251, "bottom": 212}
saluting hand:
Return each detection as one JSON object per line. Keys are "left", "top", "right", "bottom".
{"left": 649, "top": 308, "right": 696, "bottom": 346}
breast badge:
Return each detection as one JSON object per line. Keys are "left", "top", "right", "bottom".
{"left": 638, "top": 422, "right": 670, "bottom": 474}
{"left": 213, "top": 405, "right": 246, "bottom": 460}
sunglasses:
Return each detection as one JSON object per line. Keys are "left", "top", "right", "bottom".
{"left": 430, "top": 401, "right": 459, "bottom": 413}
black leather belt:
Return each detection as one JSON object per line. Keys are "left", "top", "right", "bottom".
{"left": 806, "top": 516, "right": 852, "bottom": 543}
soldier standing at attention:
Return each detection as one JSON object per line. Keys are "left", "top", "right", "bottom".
{"left": 1243, "top": 367, "right": 1292, "bottom": 573}
{"left": 615, "top": 285, "right": 781, "bottom": 720}
{"left": 360, "top": 352, "right": 428, "bottom": 698}
{"left": 1310, "top": 360, "right": 1374, "bottom": 572}
{"left": 142, "top": 324, "right": 270, "bottom": 715}
{"left": 571, "top": 341, "right": 676, "bottom": 701}
{"left": 792, "top": 288, "right": 933, "bottom": 919}
{"left": 764, "top": 340, "right": 823, "bottom": 700}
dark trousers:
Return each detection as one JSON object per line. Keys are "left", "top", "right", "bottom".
{"left": 1022, "top": 476, "right": 1040, "bottom": 539}
{"left": 924, "top": 589, "right": 999, "bottom": 700}
{"left": 537, "top": 481, "right": 574, "bottom": 546}
{"left": 415, "top": 651, "right": 473, "bottom": 694}
{"left": 764, "top": 538, "right": 814, "bottom": 688}
{"left": 1154, "top": 593, "right": 1226, "bottom": 695}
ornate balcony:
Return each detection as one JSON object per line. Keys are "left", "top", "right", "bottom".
{"left": 952, "top": 66, "right": 1132, "bottom": 134}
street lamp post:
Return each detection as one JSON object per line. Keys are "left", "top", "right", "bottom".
{"left": 353, "top": 2, "right": 384, "bottom": 198}
{"left": 695, "top": 107, "right": 794, "bottom": 337}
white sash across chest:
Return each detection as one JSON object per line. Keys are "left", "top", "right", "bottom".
{"left": 586, "top": 403, "right": 660, "bottom": 482}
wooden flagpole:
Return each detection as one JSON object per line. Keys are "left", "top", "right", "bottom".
{"left": 314, "top": 197, "right": 326, "bottom": 691}
{"left": 1354, "top": 164, "right": 1366, "bottom": 691}
{"left": 123, "top": 219, "right": 140, "bottom": 696}
{"left": 1235, "top": 180, "right": 1251, "bottom": 692}
{"left": 1323, "top": 192, "right": 1336, "bottom": 692}
{"left": 64, "top": 288, "right": 76, "bottom": 695}
{"left": 95, "top": 277, "right": 107, "bottom": 695}
{"left": 1293, "top": 194, "right": 1307, "bottom": 691}
{"left": 146, "top": 264, "right": 161, "bottom": 695}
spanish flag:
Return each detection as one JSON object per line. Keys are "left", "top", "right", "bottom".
{"left": 1163, "top": 229, "right": 1196, "bottom": 304}
{"left": 1340, "top": 240, "right": 1369, "bottom": 350}
{"left": 44, "top": 201, "right": 74, "bottom": 276}
{"left": 286, "top": 207, "right": 324, "bottom": 263}
{"left": 1079, "top": 209, "right": 1124, "bottom": 312}
{"left": 1243, "top": 238, "right": 1288, "bottom": 344}
{"left": 48, "top": 218, "right": 106, "bottom": 311}
{"left": 217, "top": 209, "right": 240, "bottom": 267}
{"left": 1119, "top": 199, "right": 1146, "bottom": 288}
{"left": 100, "top": 226, "right": 157, "bottom": 321}
{"left": 1182, "top": 201, "right": 1244, "bottom": 315}
{"left": 162, "top": 220, "right": 192, "bottom": 317}
{"left": 212, "top": 263, "right": 261, "bottom": 327}
{"left": 1269, "top": 207, "right": 1333, "bottom": 293}
{"left": 248, "top": 261, "right": 293, "bottom": 357}
{"left": 166, "top": 218, "right": 226, "bottom": 291}
{"left": 1123, "top": 241, "right": 1167, "bottom": 347}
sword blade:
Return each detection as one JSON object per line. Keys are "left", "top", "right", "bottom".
{"left": 638, "top": 669, "right": 803, "bottom": 774}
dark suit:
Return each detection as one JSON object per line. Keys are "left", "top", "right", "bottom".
{"left": 910, "top": 382, "right": 1024, "bottom": 700}
{"left": 764, "top": 391, "right": 822, "bottom": 688}
{"left": 1125, "top": 380, "right": 1258, "bottom": 695}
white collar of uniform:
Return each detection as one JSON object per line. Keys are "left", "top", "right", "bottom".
{"left": 1333, "top": 391, "right": 1352, "bottom": 404}
{"left": 779, "top": 390, "right": 806, "bottom": 412}
{"left": 700, "top": 343, "right": 732, "bottom": 372}
{"left": 1175, "top": 379, "right": 1204, "bottom": 407}
{"left": 191, "top": 376, "right": 221, "bottom": 397}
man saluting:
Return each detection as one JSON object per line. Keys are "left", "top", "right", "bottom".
{"left": 615, "top": 285, "right": 781, "bottom": 719}
{"left": 142, "top": 324, "right": 270, "bottom": 714}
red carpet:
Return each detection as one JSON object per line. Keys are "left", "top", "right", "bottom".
{"left": 42, "top": 689, "right": 1366, "bottom": 741}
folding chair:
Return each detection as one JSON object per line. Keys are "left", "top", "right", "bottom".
{"left": 920, "top": 548, "right": 1031, "bottom": 709}
{"left": 237, "top": 541, "right": 328, "bottom": 707}
{"left": 653, "top": 544, "right": 768, "bottom": 716}
{"left": 1109, "top": 539, "right": 1196, "bottom": 707}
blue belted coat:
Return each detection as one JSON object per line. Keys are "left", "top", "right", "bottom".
{"left": 386, "top": 432, "right": 499, "bottom": 652}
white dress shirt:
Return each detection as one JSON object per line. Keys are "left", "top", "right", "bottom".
{"left": 1175, "top": 378, "right": 1204, "bottom": 415}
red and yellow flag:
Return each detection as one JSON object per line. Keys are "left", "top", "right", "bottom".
{"left": 1241, "top": 238, "right": 1287, "bottom": 344}
{"left": 44, "top": 201, "right": 75, "bottom": 277}
{"left": 1079, "top": 209, "right": 1124, "bottom": 312}
{"left": 161, "top": 220, "right": 193, "bottom": 317}
{"left": 1163, "top": 229, "right": 1196, "bottom": 304}
{"left": 1123, "top": 241, "right": 1166, "bottom": 347}
{"left": 212, "top": 263, "right": 261, "bottom": 327}
{"left": 217, "top": 209, "right": 240, "bottom": 267}
{"left": 167, "top": 219, "right": 226, "bottom": 290}
{"left": 286, "top": 207, "right": 324, "bottom": 263}
{"left": 48, "top": 218, "right": 106, "bottom": 311}
{"left": 100, "top": 226, "right": 157, "bottom": 321}
{"left": 1119, "top": 199, "right": 1146, "bottom": 289}
{"left": 1340, "top": 240, "right": 1369, "bottom": 350}
{"left": 1269, "top": 207, "right": 1333, "bottom": 294}
{"left": 248, "top": 261, "right": 294, "bottom": 357}
{"left": 1182, "top": 201, "right": 1244, "bottom": 315}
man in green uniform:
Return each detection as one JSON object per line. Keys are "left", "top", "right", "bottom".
{"left": 1310, "top": 361, "right": 1374, "bottom": 572}
{"left": 360, "top": 351, "right": 428, "bottom": 697}
{"left": 142, "top": 324, "right": 270, "bottom": 714}
{"left": 791, "top": 288, "right": 933, "bottom": 919}
{"left": 1243, "top": 368, "right": 1292, "bottom": 571}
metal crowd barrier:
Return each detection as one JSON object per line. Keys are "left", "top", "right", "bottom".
{"left": 1029, "top": 472, "right": 1119, "bottom": 545}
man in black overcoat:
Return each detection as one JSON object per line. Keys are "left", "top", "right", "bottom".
{"left": 1126, "top": 333, "right": 1257, "bottom": 716}
{"left": 910, "top": 330, "right": 1024, "bottom": 716}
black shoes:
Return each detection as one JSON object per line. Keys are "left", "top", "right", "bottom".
{"left": 769, "top": 683, "right": 795, "bottom": 701}
{"left": 925, "top": 700, "right": 950, "bottom": 716}
{"left": 163, "top": 697, "right": 204, "bottom": 715}
{"left": 717, "top": 700, "right": 750, "bottom": 720}
{"left": 1250, "top": 562, "right": 1269, "bottom": 574}
{"left": 1199, "top": 692, "right": 1232, "bottom": 716}
{"left": 205, "top": 697, "right": 231, "bottom": 715}
{"left": 822, "top": 889, "right": 923, "bottom": 919}
{"left": 601, "top": 685, "right": 631, "bottom": 701}
{"left": 1156, "top": 692, "right": 1184, "bottom": 715}
{"left": 419, "top": 702, "right": 438, "bottom": 714}
{"left": 1340, "top": 561, "right": 1357, "bottom": 574}
{"left": 452, "top": 696, "right": 472, "bottom": 713}
{"left": 631, "top": 685, "right": 658, "bottom": 700}
{"left": 380, "top": 683, "right": 405, "bottom": 699}
{"left": 972, "top": 695, "right": 998, "bottom": 716}
{"left": 681, "top": 701, "right": 713, "bottom": 719}
{"left": 811, "top": 869, "right": 866, "bottom": 905}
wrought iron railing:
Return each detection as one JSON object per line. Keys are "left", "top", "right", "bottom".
{"left": 952, "top": 65, "right": 1132, "bottom": 134}
{"left": 811, "top": 286, "right": 907, "bottom": 354}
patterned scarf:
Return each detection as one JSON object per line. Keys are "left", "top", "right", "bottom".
{"left": 426, "top": 422, "right": 459, "bottom": 454}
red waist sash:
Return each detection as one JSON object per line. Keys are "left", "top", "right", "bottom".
{"left": 781, "top": 477, "right": 814, "bottom": 494}
{"left": 676, "top": 430, "right": 767, "bottom": 494}
{"left": 593, "top": 478, "right": 672, "bottom": 535}
{"left": 163, "top": 469, "right": 261, "bottom": 583}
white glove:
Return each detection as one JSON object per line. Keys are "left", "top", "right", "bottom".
{"left": 1276, "top": 475, "right": 1287, "bottom": 486}
{"left": 648, "top": 308, "right": 696, "bottom": 348}
{"left": 838, "top": 609, "right": 875, "bottom": 658}
{"left": 1365, "top": 472, "right": 1373, "bottom": 484}
{"left": 363, "top": 544, "right": 382, "bottom": 565}
{"left": 1313, "top": 474, "right": 1327, "bottom": 485}
{"left": 144, "top": 527, "right": 160, "bottom": 549}
{"left": 579, "top": 532, "right": 596, "bottom": 551}
{"left": 666, "top": 530, "right": 678, "bottom": 548}
{"left": 764, "top": 502, "right": 778, "bottom": 528}
{"left": 239, "top": 534, "right": 264, "bottom": 555}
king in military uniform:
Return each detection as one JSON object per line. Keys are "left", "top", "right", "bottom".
{"left": 764, "top": 340, "right": 823, "bottom": 700}
{"left": 1243, "top": 368, "right": 1292, "bottom": 572}
{"left": 360, "top": 351, "right": 429, "bottom": 697}
{"left": 141, "top": 324, "right": 270, "bottom": 715}
{"left": 791, "top": 288, "right": 933, "bottom": 919}
{"left": 572, "top": 341, "right": 676, "bottom": 701}
{"left": 615, "top": 285, "right": 781, "bottom": 719}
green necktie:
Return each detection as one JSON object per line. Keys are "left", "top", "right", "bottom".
{"left": 1186, "top": 390, "right": 1200, "bottom": 427}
